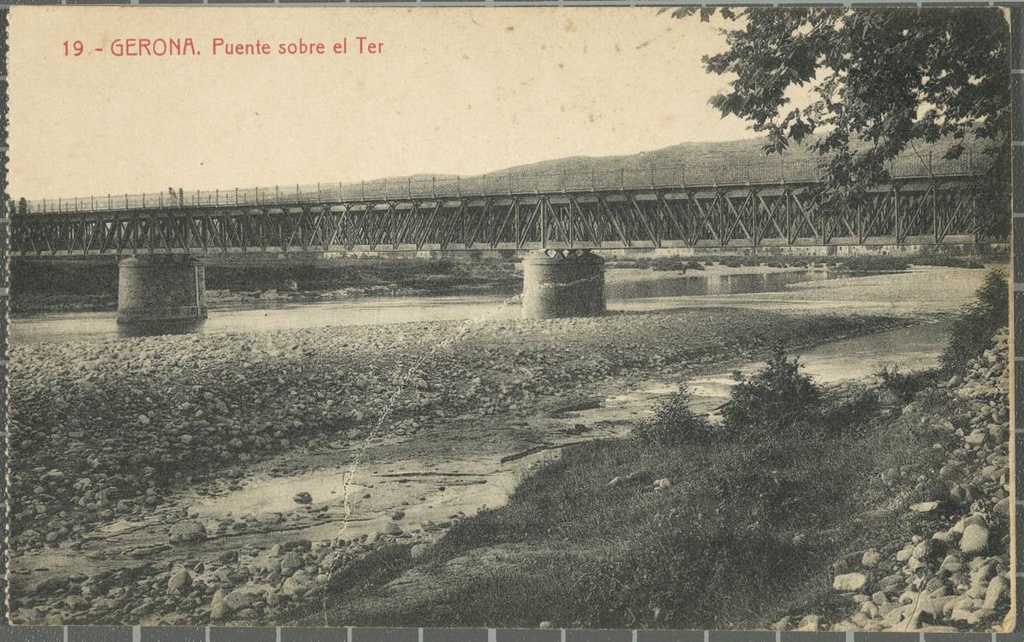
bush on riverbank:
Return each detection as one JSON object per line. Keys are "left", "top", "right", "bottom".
{"left": 721, "top": 347, "right": 821, "bottom": 441}
{"left": 632, "top": 389, "right": 713, "bottom": 445}
{"left": 940, "top": 271, "right": 1009, "bottom": 375}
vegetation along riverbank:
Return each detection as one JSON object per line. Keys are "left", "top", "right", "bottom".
{"left": 289, "top": 273, "right": 1010, "bottom": 631}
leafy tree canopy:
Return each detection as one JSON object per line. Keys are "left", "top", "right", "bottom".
{"left": 672, "top": 7, "right": 1010, "bottom": 206}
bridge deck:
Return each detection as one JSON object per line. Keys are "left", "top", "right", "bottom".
{"left": 9, "top": 172, "right": 987, "bottom": 256}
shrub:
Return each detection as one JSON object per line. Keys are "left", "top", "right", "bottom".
{"left": 820, "top": 389, "right": 880, "bottom": 436}
{"left": 720, "top": 346, "right": 822, "bottom": 441}
{"left": 940, "top": 271, "right": 1009, "bottom": 375}
{"left": 838, "top": 255, "right": 909, "bottom": 273}
{"left": 910, "top": 256, "right": 985, "bottom": 269}
{"left": 632, "top": 388, "right": 713, "bottom": 446}
{"left": 645, "top": 257, "right": 707, "bottom": 272}
{"left": 876, "top": 364, "right": 930, "bottom": 402}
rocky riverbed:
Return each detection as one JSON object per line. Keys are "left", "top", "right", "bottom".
{"left": 8, "top": 307, "right": 915, "bottom": 625}
{"left": 775, "top": 328, "right": 1011, "bottom": 633}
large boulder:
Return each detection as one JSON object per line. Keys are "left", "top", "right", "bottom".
{"left": 168, "top": 520, "right": 207, "bottom": 545}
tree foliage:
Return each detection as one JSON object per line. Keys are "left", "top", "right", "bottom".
{"left": 672, "top": 8, "right": 1010, "bottom": 234}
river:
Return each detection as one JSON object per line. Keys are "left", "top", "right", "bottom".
{"left": 9, "top": 266, "right": 842, "bottom": 344}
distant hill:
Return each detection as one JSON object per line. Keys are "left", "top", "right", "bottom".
{"left": 369, "top": 134, "right": 996, "bottom": 196}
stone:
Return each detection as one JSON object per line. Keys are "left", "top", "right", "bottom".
{"left": 167, "top": 521, "right": 207, "bottom": 545}
{"left": 833, "top": 573, "right": 867, "bottom": 592}
{"left": 983, "top": 576, "right": 1008, "bottom": 610}
{"left": 280, "top": 539, "right": 312, "bottom": 553}
{"left": 224, "top": 588, "right": 259, "bottom": 612}
{"left": 166, "top": 570, "right": 192, "bottom": 593}
{"left": 280, "top": 551, "right": 304, "bottom": 576}
{"left": 293, "top": 492, "right": 313, "bottom": 505}
{"left": 960, "top": 524, "right": 990, "bottom": 554}
{"left": 994, "top": 497, "right": 1010, "bottom": 516}
{"left": 653, "top": 478, "right": 671, "bottom": 490}
{"left": 965, "top": 430, "right": 987, "bottom": 446}
{"left": 210, "top": 600, "right": 231, "bottom": 621}
{"left": 281, "top": 570, "right": 313, "bottom": 598}
{"left": 938, "top": 554, "right": 963, "bottom": 574}
{"left": 910, "top": 501, "right": 939, "bottom": 513}
{"left": 861, "top": 549, "right": 881, "bottom": 567}
{"left": 794, "top": 615, "right": 820, "bottom": 632}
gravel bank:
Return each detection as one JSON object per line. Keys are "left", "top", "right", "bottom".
{"left": 9, "top": 308, "right": 909, "bottom": 624}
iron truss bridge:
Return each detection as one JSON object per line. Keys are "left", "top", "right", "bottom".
{"left": 10, "top": 163, "right": 989, "bottom": 256}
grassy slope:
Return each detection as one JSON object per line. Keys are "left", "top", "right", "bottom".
{"left": 293, "top": 371, "right": 968, "bottom": 630}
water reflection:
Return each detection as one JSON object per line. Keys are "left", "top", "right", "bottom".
{"left": 605, "top": 269, "right": 836, "bottom": 300}
{"left": 117, "top": 319, "right": 207, "bottom": 339}
{"left": 14, "top": 268, "right": 835, "bottom": 344}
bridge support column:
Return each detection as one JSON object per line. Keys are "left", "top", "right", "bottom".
{"left": 522, "top": 249, "right": 605, "bottom": 319}
{"left": 117, "top": 256, "right": 207, "bottom": 336}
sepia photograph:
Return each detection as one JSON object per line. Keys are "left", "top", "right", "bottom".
{"left": 4, "top": 6, "right": 1014, "bottom": 632}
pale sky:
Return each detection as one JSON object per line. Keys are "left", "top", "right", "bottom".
{"left": 9, "top": 7, "right": 756, "bottom": 200}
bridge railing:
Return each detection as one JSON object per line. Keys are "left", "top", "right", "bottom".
{"left": 18, "top": 153, "right": 981, "bottom": 215}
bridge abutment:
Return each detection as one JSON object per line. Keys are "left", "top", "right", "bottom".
{"left": 522, "top": 249, "right": 605, "bottom": 319}
{"left": 117, "top": 256, "right": 207, "bottom": 336}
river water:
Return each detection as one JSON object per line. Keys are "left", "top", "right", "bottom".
{"left": 10, "top": 267, "right": 836, "bottom": 344}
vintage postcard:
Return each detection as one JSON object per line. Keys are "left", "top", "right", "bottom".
{"left": 4, "top": 6, "right": 1014, "bottom": 632}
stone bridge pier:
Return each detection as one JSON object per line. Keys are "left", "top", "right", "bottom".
{"left": 521, "top": 249, "right": 605, "bottom": 319}
{"left": 117, "top": 256, "right": 208, "bottom": 336}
